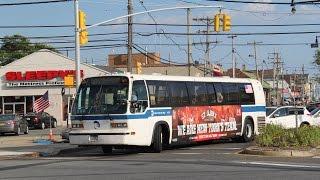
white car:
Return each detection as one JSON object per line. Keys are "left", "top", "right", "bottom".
{"left": 266, "top": 106, "right": 313, "bottom": 129}
{"left": 309, "top": 107, "right": 320, "bottom": 126}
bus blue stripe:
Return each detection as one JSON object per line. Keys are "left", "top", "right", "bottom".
{"left": 71, "top": 108, "right": 172, "bottom": 120}
{"left": 241, "top": 106, "right": 266, "bottom": 112}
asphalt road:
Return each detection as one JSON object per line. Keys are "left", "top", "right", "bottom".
{"left": 1, "top": 142, "right": 320, "bottom": 180}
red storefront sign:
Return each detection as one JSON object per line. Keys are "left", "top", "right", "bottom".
{"left": 5, "top": 70, "right": 84, "bottom": 81}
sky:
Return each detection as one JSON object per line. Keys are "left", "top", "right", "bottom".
{"left": 1, "top": 0, "right": 320, "bottom": 76}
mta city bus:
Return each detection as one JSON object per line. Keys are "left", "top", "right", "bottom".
{"left": 69, "top": 74, "right": 266, "bottom": 153}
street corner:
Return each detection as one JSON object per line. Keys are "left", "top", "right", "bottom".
{"left": 239, "top": 146, "right": 319, "bottom": 157}
{"left": 0, "top": 151, "right": 39, "bottom": 160}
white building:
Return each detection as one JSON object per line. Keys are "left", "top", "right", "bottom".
{"left": 0, "top": 49, "right": 109, "bottom": 126}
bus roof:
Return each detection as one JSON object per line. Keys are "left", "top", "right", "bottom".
{"left": 91, "top": 73, "right": 258, "bottom": 84}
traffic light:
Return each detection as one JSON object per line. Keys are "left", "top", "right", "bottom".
{"left": 136, "top": 62, "right": 142, "bottom": 74}
{"left": 214, "top": 14, "right": 220, "bottom": 32}
{"left": 78, "top": 10, "right": 88, "bottom": 46}
{"left": 222, "top": 14, "right": 231, "bottom": 32}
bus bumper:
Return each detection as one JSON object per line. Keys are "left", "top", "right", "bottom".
{"left": 69, "top": 132, "right": 150, "bottom": 146}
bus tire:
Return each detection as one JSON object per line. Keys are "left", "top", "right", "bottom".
{"left": 152, "top": 125, "right": 163, "bottom": 153}
{"left": 242, "top": 119, "right": 254, "bottom": 142}
{"left": 101, "top": 146, "right": 113, "bottom": 154}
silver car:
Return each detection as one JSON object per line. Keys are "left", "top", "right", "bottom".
{"left": 0, "top": 114, "right": 29, "bottom": 135}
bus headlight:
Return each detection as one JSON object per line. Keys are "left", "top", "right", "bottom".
{"left": 110, "top": 122, "right": 128, "bottom": 128}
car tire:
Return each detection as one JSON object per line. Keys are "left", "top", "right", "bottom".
{"left": 24, "top": 126, "right": 29, "bottom": 134}
{"left": 242, "top": 120, "right": 254, "bottom": 142}
{"left": 151, "top": 125, "right": 163, "bottom": 153}
{"left": 41, "top": 122, "right": 45, "bottom": 130}
{"left": 101, "top": 146, "right": 113, "bottom": 154}
{"left": 15, "top": 127, "right": 21, "bottom": 136}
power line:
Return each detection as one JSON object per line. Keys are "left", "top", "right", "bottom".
{"left": 3, "top": 22, "right": 320, "bottom": 28}
{"left": 206, "top": 0, "right": 320, "bottom": 5}
{"left": 133, "top": 43, "right": 186, "bottom": 65}
{"left": 0, "top": 0, "right": 70, "bottom": 6}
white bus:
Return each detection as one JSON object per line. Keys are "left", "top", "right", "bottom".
{"left": 69, "top": 74, "right": 266, "bottom": 153}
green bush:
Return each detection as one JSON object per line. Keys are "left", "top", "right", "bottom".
{"left": 256, "top": 124, "right": 320, "bottom": 148}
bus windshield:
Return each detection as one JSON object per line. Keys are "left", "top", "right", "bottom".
{"left": 72, "top": 76, "right": 129, "bottom": 115}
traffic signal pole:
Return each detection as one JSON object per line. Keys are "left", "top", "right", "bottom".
{"left": 74, "top": 0, "right": 81, "bottom": 89}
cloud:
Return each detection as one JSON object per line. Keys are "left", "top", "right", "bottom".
{"left": 243, "top": 0, "right": 276, "bottom": 12}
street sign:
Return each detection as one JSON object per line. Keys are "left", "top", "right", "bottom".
{"left": 64, "top": 75, "right": 75, "bottom": 87}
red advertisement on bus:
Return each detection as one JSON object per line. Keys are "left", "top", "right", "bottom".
{"left": 172, "top": 105, "right": 242, "bottom": 142}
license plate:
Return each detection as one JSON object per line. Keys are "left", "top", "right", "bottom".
{"left": 89, "top": 135, "right": 98, "bottom": 142}
{"left": 26, "top": 118, "right": 30, "bottom": 120}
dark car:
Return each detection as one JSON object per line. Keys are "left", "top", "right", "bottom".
{"left": 0, "top": 114, "right": 29, "bottom": 135}
{"left": 24, "top": 112, "right": 57, "bottom": 129}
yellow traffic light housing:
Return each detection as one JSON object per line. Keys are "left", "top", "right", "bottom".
{"left": 223, "top": 14, "right": 231, "bottom": 32}
{"left": 214, "top": 14, "right": 220, "bottom": 32}
{"left": 136, "top": 62, "right": 142, "bottom": 74}
{"left": 79, "top": 10, "right": 88, "bottom": 46}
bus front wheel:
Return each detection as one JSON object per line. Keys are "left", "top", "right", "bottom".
{"left": 101, "top": 146, "right": 113, "bottom": 154}
{"left": 152, "top": 126, "right": 163, "bottom": 153}
{"left": 242, "top": 120, "right": 254, "bottom": 142}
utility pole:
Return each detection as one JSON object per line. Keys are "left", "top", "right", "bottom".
{"left": 193, "top": 17, "right": 213, "bottom": 77}
{"left": 228, "top": 35, "right": 237, "bottom": 78}
{"left": 269, "top": 51, "right": 282, "bottom": 106}
{"left": 205, "top": 17, "right": 210, "bottom": 77}
{"left": 74, "top": 0, "right": 81, "bottom": 89}
{"left": 127, "top": 0, "right": 133, "bottom": 73}
{"left": 302, "top": 64, "right": 305, "bottom": 105}
{"left": 248, "top": 41, "right": 262, "bottom": 81}
{"left": 187, "top": 8, "right": 192, "bottom": 76}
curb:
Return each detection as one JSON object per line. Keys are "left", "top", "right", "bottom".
{"left": 0, "top": 151, "right": 40, "bottom": 160}
{"left": 240, "top": 146, "right": 318, "bottom": 157}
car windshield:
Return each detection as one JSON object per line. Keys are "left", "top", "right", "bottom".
{"left": 266, "top": 107, "right": 277, "bottom": 116}
{"left": 72, "top": 76, "right": 129, "bottom": 115}
{"left": 0, "top": 115, "right": 15, "bottom": 121}
{"left": 310, "top": 107, "right": 320, "bottom": 115}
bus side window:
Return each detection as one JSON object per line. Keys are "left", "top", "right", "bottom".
{"left": 214, "top": 83, "right": 224, "bottom": 103}
{"left": 146, "top": 81, "right": 169, "bottom": 107}
{"left": 187, "top": 82, "right": 208, "bottom": 105}
{"left": 239, "top": 83, "right": 255, "bottom": 104}
{"left": 206, "top": 83, "right": 217, "bottom": 105}
{"left": 131, "top": 80, "right": 148, "bottom": 113}
{"left": 168, "top": 82, "right": 189, "bottom": 107}
{"left": 223, "top": 83, "right": 239, "bottom": 104}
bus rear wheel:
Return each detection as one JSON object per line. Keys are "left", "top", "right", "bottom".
{"left": 152, "top": 125, "right": 163, "bottom": 153}
{"left": 242, "top": 120, "right": 254, "bottom": 142}
{"left": 101, "top": 146, "right": 113, "bottom": 154}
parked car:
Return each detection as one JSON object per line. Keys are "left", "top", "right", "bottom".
{"left": 309, "top": 107, "right": 320, "bottom": 126}
{"left": 306, "top": 102, "right": 320, "bottom": 112}
{"left": 24, "top": 112, "right": 57, "bottom": 129}
{"left": 0, "top": 114, "right": 29, "bottom": 135}
{"left": 265, "top": 106, "right": 313, "bottom": 129}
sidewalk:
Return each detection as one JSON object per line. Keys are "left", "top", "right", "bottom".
{"left": 0, "top": 130, "right": 79, "bottom": 159}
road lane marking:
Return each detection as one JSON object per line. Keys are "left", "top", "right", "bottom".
{"left": 183, "top": 147, "right": 242, "bottom": 150}
{"left": 235, "top": 161, "right": 320, "bottom": 169}
{"left": 171, "top": 152, "right": 205, "bottom": 155}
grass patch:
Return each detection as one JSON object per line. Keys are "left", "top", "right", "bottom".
{"left": 256, "top": 124, "right": 320, "bottom": 149}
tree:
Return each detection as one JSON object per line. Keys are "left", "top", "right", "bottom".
{"left": 0, "top": 34, "right": 57, "bottom": 66}
{"left": 314, "top": 49, "right": 320, "bottom": 66}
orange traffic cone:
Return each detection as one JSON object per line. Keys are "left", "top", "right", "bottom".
{"left": 48, "top": 129, "right": 54, "bottom": 142}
